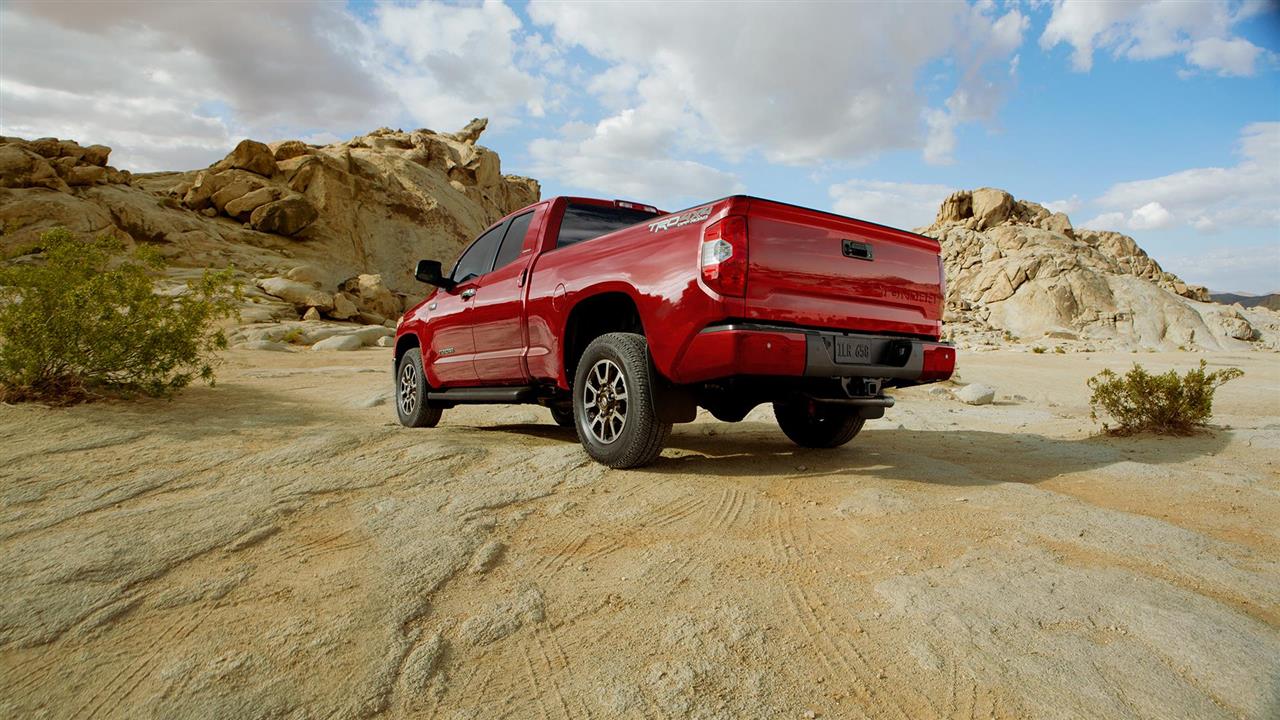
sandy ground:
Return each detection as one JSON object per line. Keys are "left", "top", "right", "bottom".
{"left": 0, "top": 347, "right": 1277, "bottom": 719}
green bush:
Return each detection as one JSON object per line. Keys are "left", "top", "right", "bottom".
{"left": 0, "top": 228, "right": 240, "bottom": 403}
{"left": 1087, "top": 360, "right": 1243, "bottom": 435}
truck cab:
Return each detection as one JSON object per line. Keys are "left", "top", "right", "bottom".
{"left": 394, "top": 195, "right": 955, "bottom": 468}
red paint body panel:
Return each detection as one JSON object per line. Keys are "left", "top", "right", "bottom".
{"left": 741, "top": 198, "right": 943, "bottom": 337}
{"left": 395, "top": 195, "right": 949, "bottom": 390}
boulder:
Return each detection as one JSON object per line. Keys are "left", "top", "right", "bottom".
{"left": 313, "top": 334, "right": 363, "bottom": 351}
{"left": 81, "top": 145, "right": 111, "bottom": 167}
{"left": 249, "top": 195, "right": 318, "bottom": 236}
{"left": 215, "top": 139, "right": 277, "bottom": 177}
{"left": 285, "top": 264, "right": 326, "bottom": 285}
{"left": 271, "top": 140, "right": 311, "bottom": 161}
{"left": 376, "top": 336, "right": 394, "bottom": 347}
{"left": 256, "top": 277, "right": 334, "bottom": 312}
{"left": 340, "top": 274, "right": 400, "bottom": 318}
{"left": 302, "top": 307, "right": 322, "bottom": 322}
{"left": 66, "top": 165, "right": 107, "bottom": 186}
{"left": 209, "top": 174, "right": 266, "bottom": 213}
{"left": 330, "top": 292, "right": 359, "bottom": 320}
{"left": 970, "top": 188, "right": 1014, "bottom": 230}
{"left": 954, "top": 383, "right": 996, "bottom": 405}
{"left": 0, "top": 145, "right": 69, "bottom": 191}
{"left": 224, "top": 186, "right": 282, "bottom": 220}
{"left": 452, "top": 118, "right": 488, "bottom": 145}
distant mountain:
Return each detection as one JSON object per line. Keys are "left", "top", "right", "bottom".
{"left": 1211, "top": 292, "right": 1280, "bottom": 311}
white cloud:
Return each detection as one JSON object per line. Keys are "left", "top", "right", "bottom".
{"left": 1045, "top": 195, "right": 1083, "bottom": 214}
{"left": 0, "top": 0, "right": 551, "bottom": 172}
{"left": 1163, "top": 244, "right": 1280, "bottom": 294}
{"left": 1186, "top": 36, "right": 1266, "bottom": 76}
{"left": 528, "top": 113, "right": 742, "bottom": 210}
{"left": 1127, "top": 201, "right": 1174, "bottom": 230}
{"left": 1040, "top": 0, "right": 1270, "bottom": 76}
{"left": 1082, "top": 211, "right": 1128, "bottom": 230}
{"left": 828, "top": 180, "right": 955, "bottom": 231}
{"left": 530, "top": 1, "right": 1027, "bottom": 171}
{"left": 373, "top": 1, "right": 548, "bottom": 130}
{"left": 1095, "top": 122, "right": 1280, "bottom": 232}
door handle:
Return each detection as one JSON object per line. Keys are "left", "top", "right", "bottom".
{"left": 460, "top": 288, "right": 476, "bottom": 299}
{"left": 517, "top": 268, "right": 528, "bottom": 288}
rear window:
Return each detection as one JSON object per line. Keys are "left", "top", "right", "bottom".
{"left": 555, "top": 203, "right": 657, "bottom": 248}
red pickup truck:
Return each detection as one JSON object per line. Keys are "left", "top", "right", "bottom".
{"left": 393, "top": 195, "right": 955, "bottom": 468}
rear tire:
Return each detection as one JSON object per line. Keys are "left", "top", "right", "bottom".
{"left": 396, "top": 348, "right": 442, "bottom": 428}
{"left": 573, "top": 333, "right": 671, "bottom": 468}
{"left": 549, "top": 405, "right": 575, "bottom": 428}
{"left": 773, "top": 400, "right": 864, "bottom": 448}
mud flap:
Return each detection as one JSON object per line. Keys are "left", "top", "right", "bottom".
{"left": 654, "top": 379, "right": 697, "bottom": 424}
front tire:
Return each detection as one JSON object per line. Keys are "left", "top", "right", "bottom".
{"left": 573, "top": 333, "right": 671, "bottom": 468}
{"left": 396, "top": 348, "right": 442, "bottom": 428}
{"left": 773, "top": 400, "right": 864, "bottom": 448}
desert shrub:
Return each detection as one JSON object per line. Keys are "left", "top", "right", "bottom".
{"left": 1087, "top": 360, "right": 1243, "bottom": 435}
{"left": 0, "top": 227, "right": 240, "bottom": 403}
{"left": 1032, "top": 346, "right": 1047, "bottom": 354}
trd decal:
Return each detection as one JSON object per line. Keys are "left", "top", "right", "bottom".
{"left": 648, "top": 206, "right": 711, "bottom": 233}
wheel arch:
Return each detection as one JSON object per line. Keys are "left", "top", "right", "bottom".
{"left": 561, "top": 289, "right": 645, "bottom": 387}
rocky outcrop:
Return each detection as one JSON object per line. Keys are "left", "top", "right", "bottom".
{"left": 918, "top": 189, "right": 1275, "bottom": 352}
{"left": 0, "top": 120, "right": 540, "bottom": 333}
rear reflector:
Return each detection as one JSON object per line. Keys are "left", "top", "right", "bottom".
{"left": 700, "top": 215, "right": 748, "bottom": 296}
{"left": 920, "top": 343, "right": 956, "bottom": 382}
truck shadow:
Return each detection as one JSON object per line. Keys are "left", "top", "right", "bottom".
{"left": 478, "top": 421, "right": 1233, "bottom": 487}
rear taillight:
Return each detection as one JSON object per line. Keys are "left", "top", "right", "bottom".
{"left": 700, "top": 215, "right": 748, "bottom": 296}
{"left": 920, "top": 344, "right": 956, "bottom": 382}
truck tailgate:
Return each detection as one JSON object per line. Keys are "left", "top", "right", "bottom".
{"left": 742, "top": 199, "right": 944, "bottom": 338}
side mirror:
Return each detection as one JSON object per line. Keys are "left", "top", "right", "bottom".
{"left": 414, "top": 259, "right": 455, "bottom": 291}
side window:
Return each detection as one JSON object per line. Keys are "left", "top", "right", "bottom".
{"left": 451, "top": 222, "right": 507, "bottom": 283}
{"left": 493, "top": 212, "right": 534, "bottom": 271}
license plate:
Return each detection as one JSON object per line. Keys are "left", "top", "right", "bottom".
{"left": 833, "top": 336, "right": 874, "bottom": 365}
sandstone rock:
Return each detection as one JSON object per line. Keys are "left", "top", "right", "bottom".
{"left": 81, "top": 145, "right": 111, "bottom": 167}
{"left": 302, "top": 307, "right": 321, "bottom": 322}
{"left": 285, "top": 264, "right": 325, "bottom": 285}
{"left": 256, "top": 277, "right": 334, "bottom": 312}
{"left": 340, "top": 274, "right": 400, "bottom": 319}
{"left": 56, "top": 140, "right": 86, "bottom": 161}
{"left": 1, "top": 120, "right": 540, "bottom": 316}
{"left": 236, "top": 340, "right": 292, "bottom": 352}
{"left": 271, "top": 140, "right": 311, "bottom": 161}
{"left": 376, "top": 336, "right": 394, "bottom": 348}
{"left": 28, "top": 137, "right": 61, "bottom": 158}
{"left": 330, "top": 292, "right": 359, "bottom": 320}
{"left": 224, "top": 186, "right": 282, "bottom": 220}
{"left": 357, "top": 311, "right": 388, "bottom": 326}
{"left": 452, "top": 118, "right": 488, "bottom": 145}
{"left": 0, "top": 145, "right": 69, "bottom": 191}
{"left": 250, "top": 195, "right": 317, "bottom": 236}
{"left": 312, "top": 334, "right": 363, "bottom": 351}
{"left": 215, "top": 139, "right": 277, "bottom": 177}
{"left": 209, "top": 174, "right": 267, "bottom": 213}
{"left": 66, "top": 165, "right": 107, "bottom": 186}
{"left": 936, "top": 190, "right": 972, "bottom": 224}
{"left": 970, "top": 188, "right": 1014, "bottom": 230}
{"left": 955, "top": 384, "right": 996, "bottom": 405}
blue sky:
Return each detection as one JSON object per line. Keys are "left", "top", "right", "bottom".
{"left": 2, "top": 1, "right": 1277, "bottom": 291}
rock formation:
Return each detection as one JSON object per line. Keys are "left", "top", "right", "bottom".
{"left": 917, "top": 188, "right": 1277, "bottom": 351}
{"left": 0, "top": 121, "right": 539, "bottom": 335}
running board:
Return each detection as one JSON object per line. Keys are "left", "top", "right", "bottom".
{"left": 427, "top": 386, "right": 535, "bottom": 405}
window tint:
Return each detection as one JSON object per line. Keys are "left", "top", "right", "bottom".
{"left": 555, "top": 203, "right": 657, "bottom": 248}
{"left": 452, "top": 222, "right": 506, "bottom": 283}
{"left": 493, "top": 212, "right": 534, "bottom": 271}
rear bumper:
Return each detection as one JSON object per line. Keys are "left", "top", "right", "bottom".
{"left": 671, "top": 323, "right": 955, "bottom": 385}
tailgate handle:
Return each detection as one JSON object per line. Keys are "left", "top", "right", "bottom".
{"left": 842, "top": 239, "right": 873, "bottom": 261}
